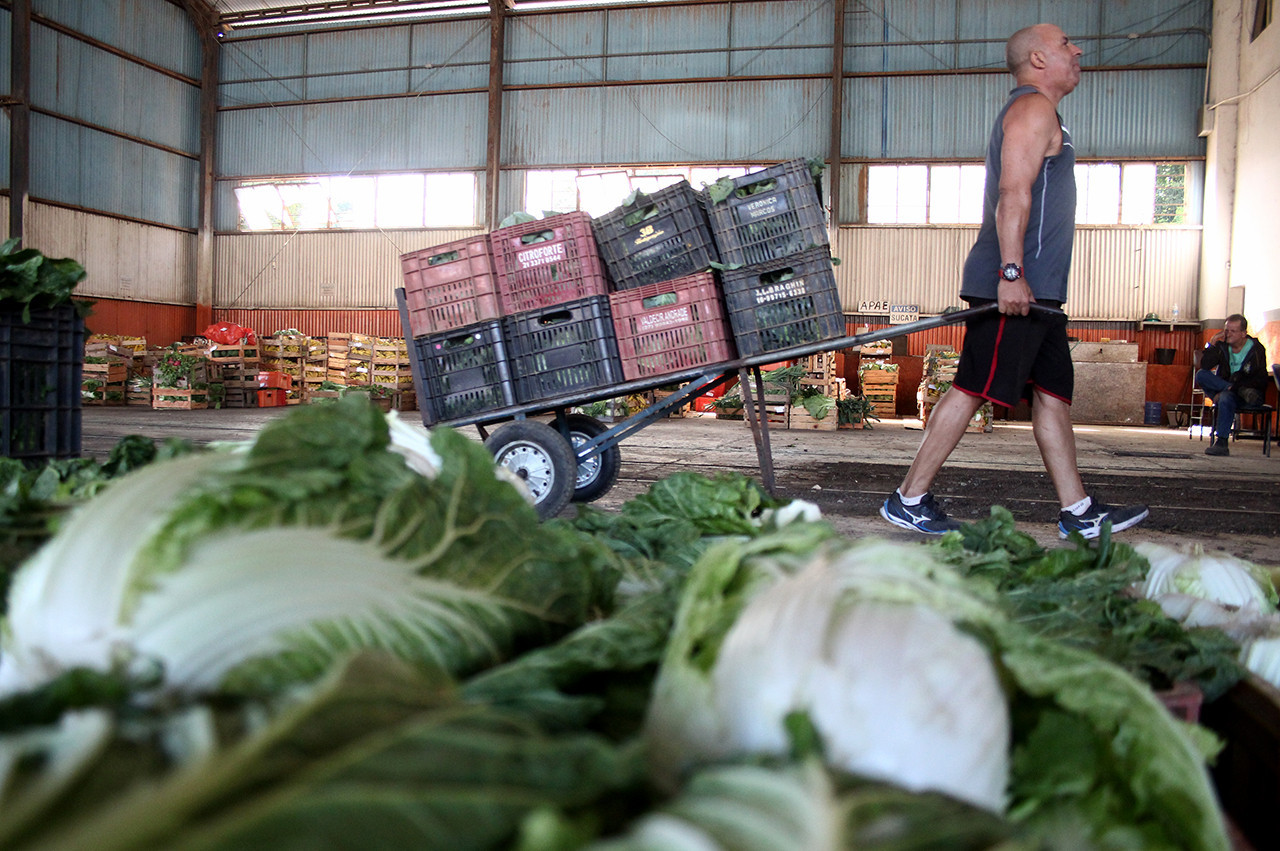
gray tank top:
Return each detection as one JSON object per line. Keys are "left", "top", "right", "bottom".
{"left": 960, "top": 85, "right": 1076, "bottom": 303}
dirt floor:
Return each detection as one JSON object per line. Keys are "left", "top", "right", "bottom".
{"left": 77, "top": 406, "right": 1280, "bottom": 565}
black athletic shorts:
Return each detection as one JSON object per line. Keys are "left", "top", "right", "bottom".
{"left": 952, "top": 298, "right": 1072, "bottom": 408}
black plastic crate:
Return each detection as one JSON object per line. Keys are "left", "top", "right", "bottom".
{"left": 704, "top": 159, "right": 829, "bottom": 267}
{"left": 504, "top": 296, "right": 623, "bottom": 404}
{"left": 720, "top": 247, "right": 845, "bottom": 357}
{"left": 1, "top": 303, "right": 85, "bottom": 462}
{"left": 592, "top": 181, "right": 720, "bottom": 290}
{"left": 411, "top": 320, "right": 515, "bottom": 426}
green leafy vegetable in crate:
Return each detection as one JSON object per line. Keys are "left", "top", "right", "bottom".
{"left": 0, "top": 239, "right": 88, "bottom": 321}
{"left": 836, "top": 395, "right": 879, "bottom": 426}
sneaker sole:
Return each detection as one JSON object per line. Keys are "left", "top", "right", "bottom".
{"left": 1058, "top": 507, "right": 1150, "bottom": 540}
{"left": 880, "top": 504, "right": 951, "bottom": 535}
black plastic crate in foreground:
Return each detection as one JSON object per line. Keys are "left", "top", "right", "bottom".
{"left": 504, "top": 296, "right": 623, "bottom": 404}
{"left": 720, "top": 247, "right": 845, "bottom": 357}
{"left": 411, "top": 320, "right": 515, "bottom": 426}
{"left": 592, "top": 180, "right": 720, "bottom": 290}
{"left": 1, "top": 303, "right": 85, "bottom": 462}
{"left": 704, "top": 159, "right": 829, "bottom": 267}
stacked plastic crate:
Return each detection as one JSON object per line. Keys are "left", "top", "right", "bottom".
{"left": 592, "top": 181, "right": 734, "bottom": 384}
{"left": 702, "top": 160, "right": 843, "bottom": 359}
{"left": 2, "top": 304, "right": 84, "bottom": 461}
{"left": 490, "top": 213, "right": 621, "bottom": 405}
{"left": 401, "top": 235, "right": 512, "bottom": 426}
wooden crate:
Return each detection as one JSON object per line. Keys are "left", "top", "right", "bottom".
{"left": 152, "top": 387, "right": 208, "bottom": 410}
{"left": 206, "top": 343, "right": 260, "bottom": 363}
{"left": 82, "top": 383, "right": 126, "bottom": 406}
{"left": 788, "top": 407, "right": 837, "bottom": 431}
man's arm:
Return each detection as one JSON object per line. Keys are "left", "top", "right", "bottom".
{"left": 995, "top": 93, "right": 1061, "bottom": 315}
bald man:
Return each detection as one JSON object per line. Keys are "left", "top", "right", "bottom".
{"left": 881, "top": 24, "right": 1150, "bottom": 540}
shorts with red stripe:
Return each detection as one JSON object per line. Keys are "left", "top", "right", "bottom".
{"left": 952, "top": 298, "right": 1072, "bottom": 408}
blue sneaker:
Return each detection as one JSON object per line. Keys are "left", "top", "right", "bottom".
{"left": 880, "top": 491, "right": 965, "bottom": 535}
{"left": 1058, "top": 497, "right": 1149, "bottom": 540}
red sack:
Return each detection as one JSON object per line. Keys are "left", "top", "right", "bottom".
{"left": 202, "top": 322, "right": 257, "bottom": 345}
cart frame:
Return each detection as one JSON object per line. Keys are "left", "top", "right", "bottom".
{"left": 396, "top": 291, "right": 1058, "bottom": 516}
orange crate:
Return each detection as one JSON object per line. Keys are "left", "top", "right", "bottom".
{"left": 257, "top": 388, "right": 287, "bottom": 407}
{"left": 256, "top": 371, "right": 292, "bottom": 390}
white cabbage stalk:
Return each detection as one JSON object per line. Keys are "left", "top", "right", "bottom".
{"left": 1242, "top": 638, "right": 1280, "bottom": 690}
{"left": 710, "top": 558, "right": 1009, "bottom": 813}
{"left": 1137, "top": 542, "right": 1277, "bottom": 611}
{"left": 1136, "top": 542, "right": 1280, "bottom": 693}
{"left": 0, "top": 421, "right": 510, "bottom": 698}
{"left": 592, "top": 761, "right": 838, "bottom": 851}
{"left": 384, "top": 411, "right": 441, "bottom": 478}
{"left": 0, "top": 709, "right": 112, "bottom": 817}
{"left": 0, "top": 452, "right": 228, "bottom": 694}
{"left": 756, "top": 500, "right": 822, "bottom": 529}
{"left": 127, "top": 527, "right": 505, "bottom": 693}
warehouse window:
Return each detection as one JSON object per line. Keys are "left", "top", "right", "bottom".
{"left": 866, "top": 162, "right": 1190, "bottom": 226}
{"left": 523, "top": 165, "right": 752, "bottom": 218}
{"left": 867, "top": 164, "right": 985, "bottom": 224}
{"left": 1254, "top": 0, "right": 1273, "bottom": 39}
{"left": 235, "top": 172, "right": 477, "bottom": 231}
{"left": 1076, "top": 162, "right": 1190, "bottom": 224}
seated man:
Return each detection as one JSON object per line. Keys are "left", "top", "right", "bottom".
{"left": 1196, "top": 313, "right": 1270, "bottom": 456}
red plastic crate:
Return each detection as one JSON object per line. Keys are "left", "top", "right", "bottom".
{"left": 400, "top": 236, "right": 502, "bottom": 336}
{"left": 489, "top": 211, "right": 609, "bottom": 315}
{"left": 257, "top": 388, "right": 287, "bottom": 407}
{"left": 257, "top": 371, "right": 292, "bottom": 390}
{"left": 609, "top": 272, "right": 736, "bottom": 382}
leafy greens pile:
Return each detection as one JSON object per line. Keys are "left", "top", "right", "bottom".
{"left": 0, "top": 238, "right": 88, "bottom": 321}
{"left": 0, "top": 399, "right": 1250, "bottom": 850}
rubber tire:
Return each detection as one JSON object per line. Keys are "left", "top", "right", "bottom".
{"left": 484, "top": 420, "right": 577, "bottom": 520}
{"left": 562, "top": 414, "right": 621, "bottom": 503}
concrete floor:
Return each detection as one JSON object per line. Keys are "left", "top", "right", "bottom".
{"left": 79, "top": 405, "right": 1280, "bottom": 566}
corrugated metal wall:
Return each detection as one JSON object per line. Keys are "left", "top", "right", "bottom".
{"left": 215, "top": 227, "right": 485, "bottom": 309}
{"left": 15, "top": 0, "right": 1212, "bottom": 332}
{"left": 212, "top": 308, "right": 403, "bottom": 339}
{"left": 834, "top": 226, "right": 1202, "bottom": 320}
{"left": 24, "top": 0, "right": 202, "bottom": 228}
{"left": 26, "top": 203, "right": 197, "bottom": 305}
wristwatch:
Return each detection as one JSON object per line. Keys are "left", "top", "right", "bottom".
{"left": 1000, "top": 262, "right": 1023, "bottom": 281}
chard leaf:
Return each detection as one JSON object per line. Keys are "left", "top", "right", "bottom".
{"left": 998, "top": 623, "right": 1231, "bottom": 851}
{"left": 0, "top": 653, "right": 645, "bottom": 851}
{"left": 462, "top": 588, "right": 677, "bottom": 734}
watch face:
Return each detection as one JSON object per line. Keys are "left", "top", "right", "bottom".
{"left": 1001, "top": 264, "right": 1022, "bottom": 281}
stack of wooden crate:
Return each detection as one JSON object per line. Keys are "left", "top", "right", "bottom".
{"left": 262, "top": 333, "right": 314, "bottom": 403}
{"left": 206, "top": 341, "right": 260, "bottom": 408}
{"left": 85, "top": 334, "right": 147, "bottom": 406}
{"left": 81, "top": 358, "right": 128, "bottom": 406}
{"left": 857, "top": 361, "right": 899, "bottom": 421}
{"left": 790, "top": 351, "right": 842, "bottom": 431}
{"left": 858, "top": 341, "right": 897, "bottom": 420}
{"left": 345, "top": 334, "right": 376, "bottom": 387}
{"left": 917, "top": 345, "right": 958, "bottom": 426}
{"left": 917, "top": 345, "right": 991, "bottom": 431}
{"left": 325, "top": 333, "right": 351, "bottom": 385}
